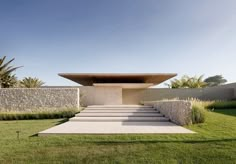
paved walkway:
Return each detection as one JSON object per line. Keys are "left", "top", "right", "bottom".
{"left": 38, "top": 105, "right": 195, "bottom": 135}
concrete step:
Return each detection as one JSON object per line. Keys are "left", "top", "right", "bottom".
{"left": 81, "top": 109, "right": 157, "bottom": 112}
{"left": 88, "top": 105, "right": 153, "bottom": 108}
{"left": 86, "top": 105, "right": 155, "bottom": 110}
{"left": 76, "top": 112, "right": 163, "bottom": 117}
{"left": 85, "top": 107, "right": 155, "bottom": 110}
{"left": 69, "top": 116, "right": 169, "bottom": 122}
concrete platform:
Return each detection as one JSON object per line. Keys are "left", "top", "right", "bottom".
{"left": 38, "top": 121, "right": 195, "bottom": 135}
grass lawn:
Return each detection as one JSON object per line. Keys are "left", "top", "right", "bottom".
{"left": 0, "top": 109, "right": 235, "bottom": 163}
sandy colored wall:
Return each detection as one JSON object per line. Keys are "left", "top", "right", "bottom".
{"left": 79, "top": 86, "right": 122, "bottom": 106}
{"left": 123, "top": 87, "right": 234, "bottom": 104}
{"left": 0, "top": 88, "right": 79, "bottom": 111}
{"left": 213, "top": 83, "right": 236, "bottom": 99}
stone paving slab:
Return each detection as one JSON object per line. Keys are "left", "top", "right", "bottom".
{"left": 38, "top": 121, "right": 195, "bottom": 135}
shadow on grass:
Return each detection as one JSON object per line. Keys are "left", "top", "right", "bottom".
{"left": 30, "top": 133, "right": 38, "bottom": 137}
{"left": 92, "top": 138, "right": 236, "bottom": 145}
{"left": 30, "top": 118, "right": 69, "bottom": 137}
{"left": 55, "top": 118, "right": 69, "bottom": 125}
{"left": 213, "top": 109, "right": 236, "bottom": 117}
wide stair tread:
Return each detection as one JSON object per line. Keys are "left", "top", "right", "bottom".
{"left": 81, "top": 109, "right": 158, "bottom": 112}
{"left": 88, "top": 105, "right": 152, "bottom": 108}
{"left": 86, "top": 107, "right": 154, "bottom": 110}
{"left": 71, "top": 105, "right": 168, "bottom": 122}
{"left": 76, "top": 112, "right": 163, "bottom": 117}
{"left": 70, "top": 116, "right": 169, "bottom": 122}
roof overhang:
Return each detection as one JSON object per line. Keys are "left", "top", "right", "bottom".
{"left": 93, "top": 83, "right": 154, "bottom": 89}
{"left": 58, "top": 73, "right": 177, "bottom": 88}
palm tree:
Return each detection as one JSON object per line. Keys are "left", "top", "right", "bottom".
{"left": 20, "top": 77, "right": 44, "bottom": 88}
{"left": 0, "top": 56, "right": 22, "bottom": 88}
{"left": 165, "top": 75, "right": 207, "bottom": 88}
{"left": 1, "top": 74, "right": 18, "bottom": 88}
{"left": 166, "top": 75, "right": 190, "bottom": 88}
{"left": 187, "top": 75, "right": 207, "bottom": 88}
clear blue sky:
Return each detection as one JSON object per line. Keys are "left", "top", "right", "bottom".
{"left": 1, "top": 0, "right": 236, "bottom": 87}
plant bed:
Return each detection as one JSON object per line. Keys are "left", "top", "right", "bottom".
{"left": 0, "top": 108, "right": 82, "bottom": 120}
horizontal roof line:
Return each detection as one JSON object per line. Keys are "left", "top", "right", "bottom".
{"left": 58, "top": 73, "right": 177, "bottom": 76}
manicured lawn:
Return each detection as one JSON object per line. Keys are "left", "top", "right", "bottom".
{"left": 0, "top": 109, "right": 235, "bottom": 163}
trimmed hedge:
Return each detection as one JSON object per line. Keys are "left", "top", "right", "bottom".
{"left": 0, "top": 109, "right": 80, "bottom": 120}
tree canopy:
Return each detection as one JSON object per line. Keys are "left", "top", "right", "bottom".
{"left": 204, "top": 75, "right": 227, "bottom": 87}
{"left": 20, "top": 77, "right": 44, "bottom": 88}
{"left": 166, "top": 75, "right": 227, "bottom": 88}
{"left": 165, "top": 75, "right": 207, "bottom": 89}
{"left": 1, "top": 56, "right": 44, "bottom": 88}
{"left": 0, "top": 56, "right": 22, "bottom": 88}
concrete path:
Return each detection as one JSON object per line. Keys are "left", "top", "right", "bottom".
{"left": 38, "top": 105, "right": 195, "bottom": 135}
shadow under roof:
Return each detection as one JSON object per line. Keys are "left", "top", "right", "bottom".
{"left": 58, "top": 73, "right": 177, "bottom": 86}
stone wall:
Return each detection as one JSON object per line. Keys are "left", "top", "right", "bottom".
{"left": 144, "top": 100, "right": 192, "bottom": 125}
{"left": 0, "top": 88, "right": 79, "bottom": 111}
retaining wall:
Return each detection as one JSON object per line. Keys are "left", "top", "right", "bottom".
{"left": 0, "top": 88, "right": 79, "bottom": 111}
{"left": 144, "top": 100, "right": 192, "bottom": 125}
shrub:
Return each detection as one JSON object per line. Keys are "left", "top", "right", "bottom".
{"left": 0, "top": 108, "right": 80, "bottom": 120}
{"left": 191, "top": 104, "right": 206, "bottom": 124}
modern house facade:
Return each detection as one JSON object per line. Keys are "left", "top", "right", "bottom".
{"left": 58, "top": 73, "right": 177, "bottom": 105}
{"left": 0, "top": 73, "right": 235, "bottom": 111}
{"left": 59, "top": 73, "right": 236, "bottom": 106}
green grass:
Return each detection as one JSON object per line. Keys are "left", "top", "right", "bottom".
{"left": 0, "top": 109, "right": 236, "bottom": 163}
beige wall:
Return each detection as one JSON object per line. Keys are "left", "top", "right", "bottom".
{"left": 123, "top": 87, "right": 234, "bottom": 104}
{"left": 213, "top": 83, "right": 236, "bottom": 99}
{"left": 80, "top": 84, "right": 235, "bottom": 105}
{"left": 79, "top": 86, "right": 122, "bottom": 106}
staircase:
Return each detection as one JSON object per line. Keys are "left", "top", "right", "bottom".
{"left": 69, "top": 105, "right": 169, "bottom": 122}
{"left": 39, "top": 105, "right": 195, "bottom": 135}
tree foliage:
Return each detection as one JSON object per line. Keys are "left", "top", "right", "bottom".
{"left": 204, "top": 75, "right": 227, "bottom": 87}
{"left": 20, "top": 77, "right": 44, "bottom": 88}
{"left": 165, "top": 75, "right": 207, "bottom": 88}
{"left": 0, "top": 56, "right": 22, "bottom": 88}
{"left": 0, "top": 75, "right": 18, "bottom": 88}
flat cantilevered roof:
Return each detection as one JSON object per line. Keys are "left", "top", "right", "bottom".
{"left": 58, "top": 73, "right": 177, "bottom": 87}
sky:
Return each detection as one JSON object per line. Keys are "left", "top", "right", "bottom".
{"left": 0, "top": 0, "right": 236, "bottom": 87}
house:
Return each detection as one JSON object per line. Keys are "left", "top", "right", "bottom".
{"left": 58, "top": 73, "right": 176, "bottom": 105}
